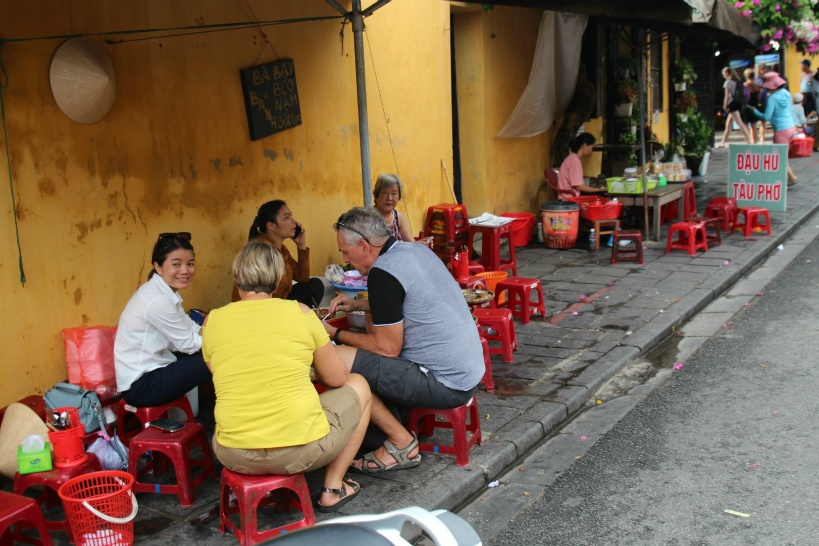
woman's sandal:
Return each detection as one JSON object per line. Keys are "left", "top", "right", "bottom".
{"left": 317, "top": 478, "right": 360, "bottom": 513}
{"left": 354, "top": 433, "right": 422, "bottom": 473}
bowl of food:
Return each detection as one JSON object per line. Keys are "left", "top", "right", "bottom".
{"left": 347, "top": 311, "right": 366, "bottom": 330}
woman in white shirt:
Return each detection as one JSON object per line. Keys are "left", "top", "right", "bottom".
{"left": 114, "top": 233, "right": 210, "bottom": 407}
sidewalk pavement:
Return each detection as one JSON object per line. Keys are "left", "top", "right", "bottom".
{"left": 6, "top": 145, "right": 819, "bottom": 545}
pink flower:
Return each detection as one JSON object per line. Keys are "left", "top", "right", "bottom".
{"left": 775, "top": 4, "right": 781, "bottom": 11}
{"left": 742, "top": 9, "right": 752, "bottom": 16}
{"left": 752, "top": 0, "right": 759, "bottom": 4}
{"left": 733, "top": 0, "right": 744, "bottom": 7}
{"left": 772, "top": 29, "right": 783, "bottom": 40}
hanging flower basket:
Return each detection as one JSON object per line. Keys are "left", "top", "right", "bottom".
{"left": 615, "top": 103, "right": 633, "bottom": 117}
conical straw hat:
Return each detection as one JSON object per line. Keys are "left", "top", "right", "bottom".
{"left": 49, "top": 37, "right": 117, "bottom": 124}
{"left": 0, "top": 403, "right": 49, "bottom": 479}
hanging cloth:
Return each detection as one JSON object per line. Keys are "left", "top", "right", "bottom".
{"left": 496, "top": 11, "right": 588, "bottom": 139}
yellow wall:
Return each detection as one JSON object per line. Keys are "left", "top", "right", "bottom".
{"left": 454, "top": 6, "right": 550, "bottom": 216}
{"left": 0, "top": 0, "right": 454, "bottom": 405}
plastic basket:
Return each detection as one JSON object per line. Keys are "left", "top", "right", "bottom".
{"left": 476, "top": 271, "right": 508, "bottom": 304}
{"left": 499, "top": 213, "right": 536, "bottom": 247}
{"left": 789, "top": 137, "right": 814, "bottom": 158}
{"left": 606, "top": 178, "right": 657, "bottom": 194}
{"left": 46, "top": 407, "right": 88, "bottom": 468}
{"left": 58, "top": 470, "right": 137, "bottom": 546}
{"left": 565, "top": 197, "right": 623, "bottom": 221}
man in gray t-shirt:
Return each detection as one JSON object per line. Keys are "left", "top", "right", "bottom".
{"left": 325, "top": 207, "right": 484, "bottom": 473}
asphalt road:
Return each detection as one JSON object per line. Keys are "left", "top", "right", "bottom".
{"left": 486, "top": 230, "right": 819, "bottom": 544}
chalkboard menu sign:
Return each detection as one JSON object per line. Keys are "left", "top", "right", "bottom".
{"left": 240, "top": 59, "right": 302, "bottom": 141}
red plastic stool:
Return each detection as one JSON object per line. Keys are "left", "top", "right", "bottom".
{"left": 473, "top": 308, "right": 517, "bottom": 363}
{"left": 13, "top": 454, "right": 101, "bottom": 542}
{"left": 128, "top": 422, "right": 216, "bottom": 506}
{"left": 686, "top": 216, "right": 722, "bottom": 247}
{"left": 0, "top": 491, "right": 53, "bottom": 546}
{"left": 409, "top": 396, "right": 483, "bottom": 467}
{"left": 733, "top": 206, "right": 772, "bottom": 237}
{"left": 467, "top": 262, "right": 485, "bottom": 275}
{"left": 219, "top": 468, "right": 316, "bottom": 545}
{"left": 468, "top": 223, "right": 517, "bottom": 276}
{"left": 494, "top": 277, "right": 546, "bottom": 324}
{"left": 610, "top": 230, "right": 644, "bottom": 265}
{"left": 704, "top": 200, "right": 738, "bottom": 232}
{"left": 475, "top": 323, "right": 495, "bottom": 393}
{"left": 116, "top": 395, "right": 195, "bottom": 445}
{"left": 666, "top": 221, "right": 708, "bottom": 255}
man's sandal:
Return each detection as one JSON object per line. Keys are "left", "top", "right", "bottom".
{"left": 355, "top": 432, "right": 422, "bottom": 473}
{"left": 317, "top": 478, "right": 360, "bottom": 513}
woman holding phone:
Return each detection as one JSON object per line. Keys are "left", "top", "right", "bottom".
{"left": 234, "top": 200, "right": 325, "bottom": 306}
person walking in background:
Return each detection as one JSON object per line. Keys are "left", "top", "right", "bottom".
{"left": 800, "top": 59, "right": 816, "bottom": 115}
{"left": 754, "top": 64, "right": 771, "bottom": 143}
{"left": 744, "top": 68, "right": 762, "bottom": 144}
{"left": 717, "top": 67, "right": 753, "bottom": 147}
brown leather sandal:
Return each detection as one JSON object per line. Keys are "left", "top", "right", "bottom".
{"left": 317, "top": 478, "right": 360, "bottom": 513}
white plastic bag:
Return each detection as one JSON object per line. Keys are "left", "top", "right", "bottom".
{"left": 87, "top": 435, "right": 129, "bottom": 470}
{"left": 325, "top": 264, "right": 344, "bottom": 285}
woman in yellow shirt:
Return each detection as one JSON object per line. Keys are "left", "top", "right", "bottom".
{"left": 203, "top": 239, "right": 372, "bottom": 512}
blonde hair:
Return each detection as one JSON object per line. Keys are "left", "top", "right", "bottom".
{"left": 232, "top": 239, "right": 284, "bottom": 294}
{"left": 744, "top": 68, "right": 755, "bottom": 80}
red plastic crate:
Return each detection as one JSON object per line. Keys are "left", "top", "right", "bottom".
{"left": 565, "top": 196, "right": 622, "bottom": 220}
{"left": 789, "top": 137, "right": 814, "bottom": 158}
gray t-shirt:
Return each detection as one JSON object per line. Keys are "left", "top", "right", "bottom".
{"left": 368, "top": 240, "right": 484, "bottom": 391}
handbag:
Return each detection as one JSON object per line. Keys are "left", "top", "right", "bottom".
{"left": 43, "top": 382, "right": 102, "bottom": 434}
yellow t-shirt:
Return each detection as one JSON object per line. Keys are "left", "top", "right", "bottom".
{"left": 202, "top": 298, "right": 331, "bottom": 449}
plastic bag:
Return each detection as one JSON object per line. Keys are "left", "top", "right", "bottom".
{"left": 87, "top": 435, "right": 129, "bottom": 470}
{"left": 325, "top": 264, "right": 344, "bottom": 285}
{"left": 61, "top": 326, "right": 118, "bottom": 397}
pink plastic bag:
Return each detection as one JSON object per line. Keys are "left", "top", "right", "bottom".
{"left": 61, "top": 326, "right": 118, "bottom": 397}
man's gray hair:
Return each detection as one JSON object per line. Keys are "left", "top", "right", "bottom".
{"left": 335, "top": 207, "right": 391, "bottom": 245}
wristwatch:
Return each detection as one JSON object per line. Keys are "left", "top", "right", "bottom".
{"left": 333, "top": 329, "right": 343, "bottom": 345}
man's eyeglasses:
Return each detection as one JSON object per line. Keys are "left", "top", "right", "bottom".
{"left": 158, "top": 232, "right": 192, "bottom": 241}
{"left": 334, "top": 222, "right": 372, "bottom": 245}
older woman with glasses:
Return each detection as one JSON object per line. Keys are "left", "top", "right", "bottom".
{"left": 114, "top": 232, "right": 211, "bottom": 408}
{"left": 204, "top": 239, "right": 372, "bottom": 512}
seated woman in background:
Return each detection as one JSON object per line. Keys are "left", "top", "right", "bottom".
{"left": 373, "top": 174, "right": 432, "bottom": 247}
{"left": 557, "top": 133, "right": 606, "bottom": 200}
{"left": 792, "top": 93, "right": 815, "bottom": 136}
{"left": 204, "top": 239, "right": 372, "bottom": 513}
{"left": 114, "top": 232, "right": 211, "bottom": 407}
{"left": 235, "top": 200, "right": 325, "bottom": 306}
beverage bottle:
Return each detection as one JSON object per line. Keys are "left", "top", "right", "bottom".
{"left": 588, "top": 228, "right": 596, "bottom": 251}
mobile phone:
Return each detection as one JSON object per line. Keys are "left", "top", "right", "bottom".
{"left": 149, "top": 418, "right": 185, "bottom": 433}
{"left": 293, "top": 224, "right": 302, "bottom": 239}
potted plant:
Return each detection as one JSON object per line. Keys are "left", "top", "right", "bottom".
{"left": 676, "top": 110, "right": 712, "bottom": 175}
{"left": 615, "top": 79, "right": 637, "bottom": 117}
{"left": 617, "top": 130, "right": 639, "bottom": 166}
{"left": 673, "top": 57, "right": 697, "bottom": 91}
{"left": 674, "top": 91, "right": 698, "bottom": 119}
{"left": 618, "top": 54, "right": 637, "bottom": 79}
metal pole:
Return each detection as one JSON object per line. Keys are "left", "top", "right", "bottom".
{"left": 637, "top": 30, "right": 649, "bottom": 238}
{"left": 351, "top": 0, "right": 373, "bottom": 206}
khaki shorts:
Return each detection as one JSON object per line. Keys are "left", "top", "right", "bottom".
{"left": 212, "top": 385, "right": 361, "bottom": 475}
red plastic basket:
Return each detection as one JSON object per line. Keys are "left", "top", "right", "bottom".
{"left": 565, "top": 196, "right": 623, "bottom": 221}
{"left": 46, "top": 407, "right": 88, "bottom": 468}
{"left": 58, "top": 470, "right": 137, "bottom": 546}
{"left": 789, "top": 137, "right": 814, "bottom": 158}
